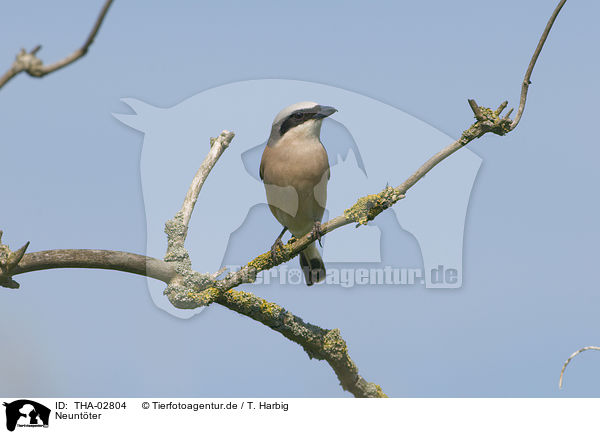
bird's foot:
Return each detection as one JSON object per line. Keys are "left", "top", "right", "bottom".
{"left": 311, "top": 221, "right": 323, "bottom": 247}
{"left": 270, "top": 226, "right": 288, "bottom": 262}
{"left": 270, "top": 238, "right": 285, "bottom": 262}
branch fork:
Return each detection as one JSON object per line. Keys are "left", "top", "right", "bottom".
{"left": 162, "top": 131, "right": 235, "bottom": 309}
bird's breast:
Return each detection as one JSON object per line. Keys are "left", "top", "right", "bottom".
{"left": 261, "top": 138, "right": 330, "bottom": 234}
{"left": 261, "top": 139, "right": 329, "bottom": 188}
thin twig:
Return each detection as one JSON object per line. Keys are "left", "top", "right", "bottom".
{"left": 496, "top": 101, "right": 508, "bottom": 115}
{"left": 179, "top": 131, "right": 235, "bottom": 233}
{"left": 559, "top": 346, "right": 600, "bottom": 389}
{"left": 511, "top": 0, "right": 567, "bottom": 129}
{"left": 468, "top": 99, "right": 484, "bottom": 121}
{"left": 82, "top": 0, "right": 114, "bottom": 52}
{"left": 0, "top": 0, "right": 114, "bottom": 90}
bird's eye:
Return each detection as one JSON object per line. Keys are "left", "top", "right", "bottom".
{"left": 293, "top": 112, "right": 304, "bottom": 119}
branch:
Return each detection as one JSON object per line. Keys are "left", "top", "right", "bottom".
{"left": 511, "top": 0, "right": 567, "bottom": 129}
{"left": 217, "top": 290, "right": 386, "bottom": 397}
{"left": 559, "top": 346, "right": 600, "bottom": 389}
{"left": 175, "top": 131, "right": 235, "bottom": 241}
{"left": 0, "top": 0, "right": 114, "bottom": 90}
{"left": 11, "top": 249, "right": 176, "bottom": 284}
{"left": 161, "top": 131, "right": 235, "bottom": 308}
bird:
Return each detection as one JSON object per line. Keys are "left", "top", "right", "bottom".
{"left": 260, "top": 101, "right": 337, "bottom": 285}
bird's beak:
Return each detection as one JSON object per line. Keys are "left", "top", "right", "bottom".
{"left": 313, "top": 105, "right": 337, "bottom": 119}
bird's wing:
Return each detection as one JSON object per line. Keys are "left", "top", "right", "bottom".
{"left": 259, "top": 146, "right": 267, "bottom": 180}
{"left": 321, "top": 140, "right": 331, "bottom": 180}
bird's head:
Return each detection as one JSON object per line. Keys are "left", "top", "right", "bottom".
{"left": 269, "top": 101, "right": 337, "bottom": 142}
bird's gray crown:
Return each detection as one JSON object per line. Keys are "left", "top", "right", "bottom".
{"left": 271, "top": 101, "right": 320, "bottom": 126}
{"left": 270, "top": 101, "right": 337, "bottom": 139}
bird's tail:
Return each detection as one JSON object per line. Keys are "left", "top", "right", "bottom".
{"left": 299, "top": 243, "right": 326, "bottom": 286}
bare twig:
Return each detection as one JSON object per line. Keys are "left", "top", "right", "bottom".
{"left": 559, "top": 346, "right": 600, "bottom": 389}
{"left": 178, "top": 131, "right": 235, "bottom": 235}
{"left": 163, "top": 130, "right": 235, "bottom": 264}
{"left": 0, "top": 0, "right": 114, "bottom": 90}
{"left": 496, "top": 100, "right": 508, "bottom": 115}
{"left": 468, "top": 99, "right": 484, "bottom": 121}
{"left": 511, "top": 0, "right": 567, "bottom": 129}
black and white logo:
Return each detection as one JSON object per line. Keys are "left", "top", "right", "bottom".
{"left": 3, "top": 400, "right": 50, "bottom": 431}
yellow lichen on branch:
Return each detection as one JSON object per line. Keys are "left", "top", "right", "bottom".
{"left": 344, "top": 186, "right": 405, "bottom": 226}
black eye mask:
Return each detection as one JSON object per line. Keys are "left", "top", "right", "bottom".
{"left": 279, "top": 109, "right": 316, "bottom": 136}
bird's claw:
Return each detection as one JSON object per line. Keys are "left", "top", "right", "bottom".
{"left": 311, "top": 221, "right": 323, "bottom": 247}
{"left": 270, "top": 238, "right": 285, "bottom": 262}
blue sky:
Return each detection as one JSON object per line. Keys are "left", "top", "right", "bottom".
{"left": 1, "top": 0, "right": 599, "bottom": 397}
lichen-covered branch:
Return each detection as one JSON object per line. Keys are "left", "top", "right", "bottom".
{"left": 0, "top": 0, "right": 114, "bottom": 90}
{"left": 216, "top": 289, "right": 386, "bottom": 397}
{"left": 162, "top": 131, "right": 235, "bottom": 308}
{"left": 559, "top": 346, "right": 600, "bottom": 389}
